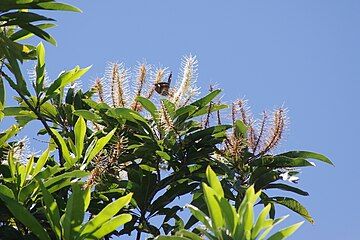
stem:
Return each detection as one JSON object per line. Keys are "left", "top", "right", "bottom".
{"left": 0, "top": 70, "right": 64, "bottom": 165}
{"left": 136, "top": 228, "right": 142, "bottom": 240}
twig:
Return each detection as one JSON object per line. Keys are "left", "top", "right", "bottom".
{"left": 0, "top": 70, "right": 65, "bottom": 165}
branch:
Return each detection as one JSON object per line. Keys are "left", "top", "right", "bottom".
{"left": 0, "top": 70, "right": 65, "bottom": 165}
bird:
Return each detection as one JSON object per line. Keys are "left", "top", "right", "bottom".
{"left": 155, "top": 72, "right": 172, "bottom": 96}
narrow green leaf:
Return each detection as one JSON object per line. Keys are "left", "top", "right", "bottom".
{"left": 268, "top": 197, "right": 314, "bottom": 224}
{"left": 234, "top": 120, "right": 248, "bottom": 137}
{"left": 175, "top": 229, "right": 203, "bottom": 240}
{"left": 36, "top": 2, "right": 82, "bottom": 12}
{"left": 33, "top": 148, "right": 50, "bottom": 177}
{"left": 156, "top": 150, "right": 170, "bottom": 161}
{"left": 190, "top": 103, "right": 228, "bottom": 118}
{"left": 0, "top": 124, "right": 19, "bottom": 147}
{"left": 35, "top": 42, "right": 45, "bottom": 94}
{"left": 0, "top": 11, "right": 54, "bottom": 26}
{"left": 279, "top": 151, "right": 334, "bottom": 166}
{"left": 80, "top": 193, "right": 133, "bottom": 238}
{"left": 73, "top": 110, "right": 101, "bottom": 122}
{"left": 191, "top": 89, "right": 221, "bottom": 108}
{"left": 0, "top": 185, "right": 15, "bottom": 199}
{"left": 90, "top": 214, "right": 132, "bottom": 239}
{"left": 61, "top": 183, "right": 88, "bottom": 239}
{"left": 74, "top": 116, "right": 86, "bottom": 160}
{"left": 265, "top": 183, "right": 309, "bottom": 196}
{"left": 0, "top": 77, "right": 5, "bottom": 109}
{"left": 267, "top": 221, "right": 304, "bottom": 240}
{"left": 19, "top": 23, "right": 57, "bottom": 45}
{"left": 44, "top": 170, "right": 88, "bottom": 188}
{"left": 0, "top": 194, "right": 51, "bottom": 240}
{"left": 50, "top": 128, "right": 73, "bottom": 167}
{"left": 252, "top": 204, "right": 272, "bottom": 239}
{"left": 202, "top": 183, "right": 223, "bottom": 237}
{"left": 206, "top": 166, "right": 224, "bottom": 197}
{"left": 9, "top": 23, "right": 56, "bottom": 41}
{"left": 258, "top": 216, "right": 289, "bottom": 240}
{"left": 243, "top": 203, "right": 253, "bottom": 240}
{"left": 22, "top": 155, "right": 34, "bottom": 186}
{"left": 155, "top": 237, "right": 189, "bottom": 240}
{"left": 187, "top": 205, "right": 212, "bottom": 230}
{"left": 254, "top": 171, "right": 280, "bottom": 191}
{"left": 3, "top": 48, "right": 30, "bottom": 95}
{"left": 86, "top": 128, "right": 116, "bottom": 164}
{"left": 39, "top": 181, "right": 61, "bottom": 240}
{"left": 46, "top": 65, "right": 91, "bottom": 99}
{"left": 218, "top": 198, "right": 237, "bottom": 235}
{"left": 136, "top": 96, "right": 158, "bottom": 120}
{"left": 251, "top": 156, "right": 315, "bottom": 168}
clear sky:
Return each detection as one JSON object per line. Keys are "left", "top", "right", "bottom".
{"left": 15, "top": 0, "right": 360, "bottom": 239}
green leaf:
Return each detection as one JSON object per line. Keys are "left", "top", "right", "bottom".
{"left": 0, "top": 124, "right": 19, "bottom": 147}
{"left": 156, "top": 150, "right": 170, "bottom": 161}
{"left": 267, "top": 197, "right": 314, "bottom": 224}
{"left": 44, "top": 170, "right": 88, "bottom": 189}
{"left": 0, "top": 77, "right": 5, "bottom": 109}
{"left": 155, "top": 237, "right": 189, "bottom": 240}
{"left": 0, "top": 12, "right": 54, "bottom": 26}
{"left": 73, "top": 110, "right": 101, "bottom": 122}
{"left": 90, "top": 214, "right": 132, "bottom": 239}
{"left": 38, "top": 181, "right": 61, "bottom": 240}
{"left": 46, "top": 65, "right": 91, "bottom": 99}
{"left": 187, "top": 205, "right": 212, "bottom": 231}
{"left": 0, "top": 194, "right": 51, "bottom": 240}
{"left": 218, "top": 198, "right": 237, "bottom": 235}
{"left": 0, "top": 185, "right": 15, "bottom": 199}
{"left": 279, "top": 151, "right": 334, "bottom": 166}
{"left": 9, "top": 23, "right": 56, "bottom": 41}
{"left": 202, "top": 183, "right": 223, "bottom": 236}
{"left": 86, "top": 128, "right": 116, "bottom": 164}
{"left": 252, "top": 204, "right": 272, "bottom": 239}
{"left": 33, "top": 148, "right": 50, "bottom": 176}
{"left": 80, "top": 193, "right": 133, "bottom": 238}
{"left": 176, "top": 229, "right": 203, "bottom": 240}
{"left": 3, "top": 106, "right": 30, "bottom": 116}
{"left": 243, "top": 203, "right": 253, "bottom": 240}
{"left": 19, "top": 23, "right": 57, "bottom": 45}
{"left": 254, "top": 171, "right": 280, "bottom": 191}
{"left": 22, "top": 155, "right": 34, "bottom": 186}
{"left": 35, "top": 42, "right": 45, "bottom": 94}
{"left": 49, "top": 128, "right": 74, "bottom": 167}
{"left": 74, "top": 116, "right": 86, "bottom": 160}
{"left": 3, "top": 48, "right": 30, "bottom": 95}
{"left": 191, "top": 89, "right": 221, "bottom": 108}
{"left": 258, "top": 215, "right": 289, "bottom": 240}
{"left": 234, "top": 120, "right": 248, "bottom": 137}
{"left": 136, "top": 96, "right": 159, "bottom": 120}
{"left": 36, "top": 2, "right": 82, "bottom": 12}
{"left": 150, "top": 182, "right": 198, "bottom": 214}
{"left": 265, "top": 183, "right": 309, "bottom": 196}
{"left": 190, "top": 103, "right": 228, "bottom": 118}
{"left": 250, "top": 156, "right": 315, "bottom": 168}
{"left": 205, "top": 166, "right": 224, "bottom": 198}
{"left": 267, "top": 221, "right": 304, "bottom": 240}
{"left": 61, "top": 183, "right": 88, "bottom": 239}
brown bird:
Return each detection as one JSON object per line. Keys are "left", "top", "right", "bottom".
{"left": 155, "top": 72, "right": 172, "bottom": 96}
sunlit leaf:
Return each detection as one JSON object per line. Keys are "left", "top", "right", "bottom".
{"left": 0, "top": 194, "right": 51, "bottom": 240}
{"left": 74, "top": 116, "right": 86, "bottom": 160}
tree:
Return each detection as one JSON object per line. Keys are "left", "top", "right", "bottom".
{"left": 0, "top": 1, "right": 333, "bottom": 239}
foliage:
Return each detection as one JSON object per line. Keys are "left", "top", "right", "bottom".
{"left": 156, "top": 166, "right": 303, "bottom": 240}
{"left": 0, "top": 2, "right": 333, "bottom": 240}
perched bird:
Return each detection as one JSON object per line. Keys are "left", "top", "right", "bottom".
{"left": 155, "top": 72, "right": 172, "bottom": 96}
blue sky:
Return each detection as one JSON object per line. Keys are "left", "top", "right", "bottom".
{"left": 10, "top": 0, "right": 360, "bottom": 239}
